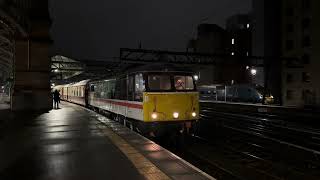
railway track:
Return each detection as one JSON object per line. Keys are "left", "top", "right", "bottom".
{"left": 186, "top": 108, "right": 320, "bottom": 179}
{"left": 200, "top": 107, "right": 320, "bottom": 153}
{"left": 91, "top": 103, "right": 320, "bottom": 179}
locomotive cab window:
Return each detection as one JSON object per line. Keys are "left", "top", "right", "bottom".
{"left": 174, "top": 75, "right": 194, "bottom": 90}
{"left": 148, "top": 75, "right": 171, "bottom": 91}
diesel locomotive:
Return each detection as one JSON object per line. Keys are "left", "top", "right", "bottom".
{"left": 55, "top": 65, "right": 199, "bottom": 137}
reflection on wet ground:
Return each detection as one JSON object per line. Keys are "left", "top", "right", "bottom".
{"left": 0, "top": 102, "right": 143, "bottom": 180}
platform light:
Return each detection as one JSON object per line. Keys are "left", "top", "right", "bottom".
{"left": 51, "top": 83, "right": 55, "bottom": 87}
{"left": 231, "top": 52, "right": 235, "bottom": 56}
{"left": 151, "top": 113, "right": 157, "bottom": 119}
{"left": 231, "top": 38, "right": 235, "bottom": 45}
{"left": 1, "top": 86, "right": 4, "bottom": 89}
{"left": 247, "top": 23, "right": 250, "bottom": 29}
{"left": 192, "top": 112, "right": 197, "bottom": 117}
{"left": 246, "top": 66, "right": 250, "bottom": 70}
{"left": 54, "top": 69, "right": 59, "bottom": 73}
{"left": 251, "top": 68, "right": 257, "bottom": 76}
{"left": 193, "top": 75, "right": 199, "bottom": 81}
{"left": 173, "top": 112, "right": 179, "bottom": 119}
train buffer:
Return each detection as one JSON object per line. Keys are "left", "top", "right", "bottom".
{"left": 0, "top": 102, "right": 214, "bottom": 180}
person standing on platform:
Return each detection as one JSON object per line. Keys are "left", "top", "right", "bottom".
{"left": 53, "top": 90, "right": 60, "bottom": 109}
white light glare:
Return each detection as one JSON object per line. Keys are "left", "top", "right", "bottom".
{"left": 251, "top": 69, "right": 257, "bottom": 76}
{"left": 193, "top": 75, "right": 199, "bottom": 81}
{"left": 151, "top": 113, "right": 157, "bottom": 119}
{"left": 54, "top": 69, "right": 59, "bottom": 73}
{"left": 231, "top": 38, "right": 235, "bottom": 45}
{"left": 192, "top": 112, "right": 197, "bottom": 117}
{"left": 173, "top": 112, "right": 179, "bottom": 119}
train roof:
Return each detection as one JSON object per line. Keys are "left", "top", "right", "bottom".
{"left": 70, "top": 79, "right": 91, "bottom": 87}
{"left": 125, "top": 63, "right": 194, "bottom": 74}
{"left": 52, "top": 79, "right": 91, "bottom": 89}
{"left": 52, "top": 85, "right": 64, "bottom": 91}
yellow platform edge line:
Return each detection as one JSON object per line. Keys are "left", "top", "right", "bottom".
{"left": 96, "top": 125, "right": 171, "bottom": 180}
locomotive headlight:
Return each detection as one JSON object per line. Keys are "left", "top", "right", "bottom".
{"left": 173, "top": 112, "right": 179, "bottom": 119}
{"left": 151, "top": 113, "right": 158, "bottom": 119}
{"left": 192, "top": 112, "right": 197, "bottom": 117}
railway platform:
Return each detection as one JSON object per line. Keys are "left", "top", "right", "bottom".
{"left": 0, "top": 102, "right": 214, "bottom": 180}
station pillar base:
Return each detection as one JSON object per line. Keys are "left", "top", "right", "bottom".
{"left": 11, "top": 39, "right": 52, "bottom": 111}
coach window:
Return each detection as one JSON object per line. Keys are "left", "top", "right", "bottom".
{"left": 119, "top": 78, "right": 127, "bottom": 100}
{"left": 109, "top": 80, "right": 116, "bottom": 99}
{"left": 128, "top": 75, "right": 134, "bottom": 101}
{"left": 90, "top": 85, "right": 95, "bottom": 92}
{"left": 135, "top": 73, "right": 145, "bottom": 101}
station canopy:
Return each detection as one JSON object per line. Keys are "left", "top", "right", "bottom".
{"left": 51, "top": 48, "right": 300, "bottom": 84}
{"left": 0, "top": 22, "right": 14, "bottom": 85}
{"left": 51, "top": 55, "right": 128, "bottom": 84}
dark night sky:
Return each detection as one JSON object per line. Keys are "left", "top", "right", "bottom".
{"left": 49, "top": 0, "right": 251, "bottom": 60}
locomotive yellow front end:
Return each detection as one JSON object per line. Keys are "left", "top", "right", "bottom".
{"left": 139, "top": 72, "right": 199, "bottom": 136}
{"left": 143, "top": 92, "right": 199, "bottom": 122}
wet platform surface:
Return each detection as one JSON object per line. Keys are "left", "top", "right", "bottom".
{"left": 0, "top": 102, "right": 213, "bottom": 180}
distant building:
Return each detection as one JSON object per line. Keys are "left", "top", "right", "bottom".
{"left": 225, "top": 14, "right": 253, "bottom": 85}
{"left": 188, "top": 23, "right": 249, "bottom": 86}
{"left": 281, "top": 0, "right": 320, "bottom": 107}
{"left": 251, "top": 0, "right": 282, "bottom": 104}
{"left": 252, "top": 0, "right": 320, "bottom": 107}
{"left": 226, "top": 14, "right": 252, "bottom": 57}
{"left": 187, "top": 24, "right": 227, "bottom": 85}
{"left": 193, "top": 24, "right": 227, "bottom": 54}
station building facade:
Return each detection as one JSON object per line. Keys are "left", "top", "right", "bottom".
{"left": 281, "top": 0, "right": 320, "bottom": 107}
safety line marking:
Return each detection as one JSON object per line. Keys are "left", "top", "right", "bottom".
{"left": 96, "top": 124, "right": 171, "bottom": 180}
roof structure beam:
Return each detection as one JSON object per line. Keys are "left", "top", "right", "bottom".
{"left": 119, "top": 48, "right": 301, "bottom": 67}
